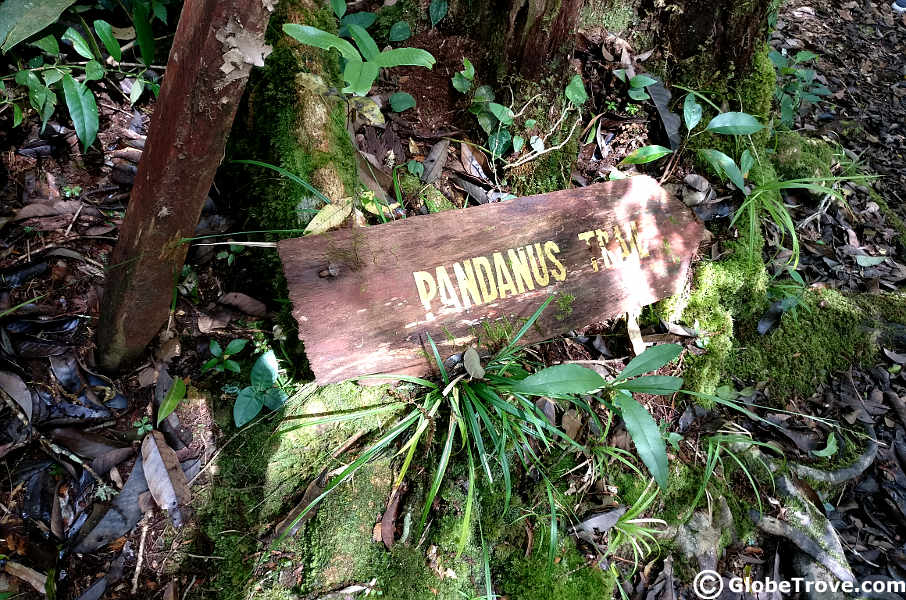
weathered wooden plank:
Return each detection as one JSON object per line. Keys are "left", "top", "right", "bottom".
{"left": 278, "top": 176, "right": 704, "bottom": 383}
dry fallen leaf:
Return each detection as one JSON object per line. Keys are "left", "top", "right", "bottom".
{"left": 303, "top": 197, "right": 353, "bottom": 236}
{"left": 141, "top": 431, "right": 191, "bottom": 526}
{"left": 219, "top": 292, "right": 267, "bottom": 317}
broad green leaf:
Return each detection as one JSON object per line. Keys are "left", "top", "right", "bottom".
{"left": 477, "top": 111, "right": 496, "bottom": 134}
{"left": 43, "top": 69, "right": 64, "bottom": 86}
{"left": 342, "top": 59, "right": 379, "bottom": 96}
{"left": 347, "top": 24, "right": 379, "bottom": 61}
{"left": 223, "top": 359, "right": 241, "bottom": 373}
{"left": 304, "top": 197, "right": 353, "bottom": 234}
{"left": 512, "top": 135, "right": 525, "bottom": 153}
{"left": 855, "top": 255, "right": 886, "bottom": 267}
{"left": 331, "top": 0, "right": 346, "bottom": 18}
{"left": 210, "top": 339, "right": 223, "bottom": 357}
{"left": 389, "top": 91, "right": 416, "bottom": 112}
{"left": 614, "top": 391, "right": 668, "bottom": 488}
{"left": 768, "top": 49, "right": 788, "bottom": 68}
{"left": 740, "top": 148, "right": 754, "bottom": 177}
{"left": 407, "top": 159, "right": 424, "bottom": 177}
{"left": 340, "top": 11, "right": 377, "bottom": 29}
{"left": 251, "top": 350, "right": 280, "bottom": 388}
{"left": 627, "top": 88, "right": 649, "bottom": 101}
{"left": 705, "top": 112, "right": 764, "bottom": 135}
{"left": 511, "top": 364, "right": 607, "bottom": 396}
{"left": 629, "top": 74, "right": 656, "bottom": 88}
{"left": 31, "top": 35, "right": 59, "bottom": 55}
{"left": 62, "top": 74, "right": 98, "bottom": 152}
{"left": 85, "top": 60, "right": 105, "bottom": 81}
{"left": 234, "top": 387, "right": 263, "bottom": 427}
{"left": 488, "top": 102, "right": 514, "bottom": 125}
{"left": 462, "top": 58, "right": 475, "bottom": 80}
{"left": 472, "top": 84, "right": 494, "bottom": 104}
{"left": 452, "top": 72, "right": 472, "bottom": 93}
{"left": 811, "top": 432, "right": 837, "bottom": 457}
{"left": 157, "top": 377, "right": 186, "bottom": 425}
{"left": 283, "top": 24, "right": 358, "bottom": 62}
{"left": 615, "top": 375, "right": 683, "bottom": 395}
{"left": 429, "top": 0, "right": 448, "bottom": 27}
{"left": 565, "top": 74, "right": 588, "bottom": 106}
{"left": 388, "top": 21, "right": 411, "bottom": 42}
{"left": 620, "top": 145, "right": 672, "bottom": 165}
{"left": 683, "top": 93, "right": 702, "bottom": 131}
{"left": 0, "top": 0, "right": 77, "bottom": 53}
{"left": 700, "top": 148, "right": 746, "bottom": 191}
{"left": 129, "top": 78, "right": 145, "bottom": 105}
{"left": 93, "top": 20, "right": 121, "bottom": 61}
{"left": 613, "top": 68, "right": 628, "bottom": 82}
{"left": 529, "top": 135, "right": 544, "bottom": 153}
{"left": 133, "top": 2, "right": 154, "bottom": 65}
{"left": 12, "top": 104, "right": 23, "bottom": 127}
{"left": 225, "top": 338, "right": 248, "bottom": 355}
{"left": 794, "top": 50, "right": 818, "bottom": 63}
{"left": 487, "top": 129, "right": 511, "bottom": 158}
{"left": 263, "top": 387, "right": 288, "bottom": 410}
{"left": 151, "top": 0, "right": 167, "bottom": 24}
{"left": 62, "top": 27, "right": 94, "bottom": 59}
{"left": 371, "top": 47, "right": 436, "bottom": 69}
{"left": 616, "top": 343, "right": 682, "bottom": 381}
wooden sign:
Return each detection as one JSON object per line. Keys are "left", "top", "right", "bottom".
{"left": 278, "top": 176, "right": 705, "bottom": 383}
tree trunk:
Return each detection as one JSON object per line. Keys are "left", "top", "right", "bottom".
{"left": 95, "top": 0, "right": 273, "bottom": 371}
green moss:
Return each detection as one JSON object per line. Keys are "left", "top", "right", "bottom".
{"left": 372, "top": 0, "right": 419, "bottom": 44}
{"left": 495, "top": 546, "right": 615, "bottom": 600}
{"left": 581, "top": 0, "right": 639, "bottom": 32}
{"left": 770, "top": 131, "right": 834, "bottom": 181}
{"left": 398, "top": 174, "right": 455, "bottom": 212}
{"left": 380, "top": 545, "right": 472, "bottom": 599}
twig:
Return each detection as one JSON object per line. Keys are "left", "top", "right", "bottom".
{"left": 504, "top": 117, "right": 582, "bottom": 170}
{"left": 64, "top": 203, "right": 84, "bottom": 236}
{"left": 132, "top": 519, "right": 149, "bottom": 594}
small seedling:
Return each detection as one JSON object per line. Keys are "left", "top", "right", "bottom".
{"left": 133, "top": 416, "right": 152, "bottom": 436}
{"left": 614, "top": 70, "right": 656, "bottom": 101}
{"left": 769, "top": 50, "right": 831, "bottom": 127}
{"left": 62, "top": 184, "right": 82, "bottom": 197}
{"left": 451, "top": 57, "right": 474, "bottom": 94}
{"left": 203, "top": 338, "right": 248, "bottom": 374}
{"left": 232, "top": 350, "right": 288, "bottom": 426}
{"left": 216, "top": 244, "right": 245, "bottom": 266}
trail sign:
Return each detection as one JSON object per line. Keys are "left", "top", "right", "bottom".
{"left": 278, "top": 176, "right": 705, "bottom": 383}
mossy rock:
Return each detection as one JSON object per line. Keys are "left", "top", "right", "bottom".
{"left": 398, "top": 173, "right": 455, "bottom": 212}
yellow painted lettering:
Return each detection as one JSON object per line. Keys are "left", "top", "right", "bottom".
{"left": 578, "top": 230, "right": 595, "bottom": 246}
{"left": 507, "top": 248, "right": 535, "bottom": 293}
{"left": 453, "top": 260, "right": 483, "bottom": 308}
{"left": 435, "top": 266, "right": 462, "bottom": 309}
{"left": 472, "top": 256, "right": 498, "bottom": 303}
{"left": 631, "top": 221, "right": 650, "bottom": 258}
{"left": 527, "top": 243, "right": 550, "bottom": 287}
{"left": 493, "top": 252, "right": 518, "bottom": 298}
{"left": 544, "top": 241, "right": 567, "bottom": 281}
{"left": 613, "top": 225, "right": 631, "bottom": 257}
{"left": 413, "top": 271, "right": 437, "bottom": 311}
{"left": 595, "top": 229, "right": 614, "bottom": 267}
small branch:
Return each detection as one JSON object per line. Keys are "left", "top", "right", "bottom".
{"left": 504, "top": 116, "right": 582, "bottom": 171}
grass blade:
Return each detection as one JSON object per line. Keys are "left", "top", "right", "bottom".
{"left": 232, "top": 159, "right": 332, "bottom": 206}
{"left": 420, "top": 413, "right": 457, "bottom": 531}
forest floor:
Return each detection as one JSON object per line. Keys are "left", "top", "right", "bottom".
{"left": 1, "top": 0, "right": 906, "bottom": 599}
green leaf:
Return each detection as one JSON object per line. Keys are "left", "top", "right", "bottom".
{"left": 347, "top": 24, "right": 379, "bottom": 61}
{"left": 331, "top": 0, "right": 346, "bottom": 18}
{"left": 388, "top": 21, "right": 411, "bottom": 42}
{"left": 234, "top": 387, "right": 263, "bottom": 427}
{"left": 855, "top": 255, "right": 886, "bottom": 267}
{"left": 683, "top": 93, "right": 702, "bottom": 131}
{"left": 614, "top": 392, "right": 668, "bottom": 488}
{"left": 32, "top": 35, "right": 59, "bottom": 55}
{"left": 511, "top": 364, "right": 607, "bottom": 396}
{"left": 157, "top": 377, "right": 186, "bottom": 425}
{"left": 62, "top": 27, "right": 94, "bottom": 59}
{"left": 616, "top": 344, "right": 682, "bottom": 381}
{"left": 389, "top": 91, "right": 416, "bottom": 112}
{"left": 794, "top": 50, "right": 818, "bottom": 63}
{"left": 93, "top": 20, "right": 121, "bottom": 61}
{"left": 565, "top": 74, "right": 588, "bottom": 106}
{"left": 613, "top": 69, "right": 628, "bottom": 82}
{"left": 487, "top": 129, "right": 511, "bottom": 158}
{"left": 477, "top": 111, "right": 496, "bottom": 134}
{"left": 472, "top": 84, "right": 494, "bottom": 104}
{"left": 462, "top": 58, "right": 475, "bottom": 80}
{"left": 342, "top": 59, "right": 379, "bottom": 96}
{"left": 251, "top": 350, "right": 279, "bottom": 387}
{"left": 629, "top": 74, "right": 656, "bottom": 89}
{"left": 85, "top": 60, "right": 105, "bottom": 81}
{"left": 340, "top": 11, "right": 377, "bottom": 30}
{"left": 512, "top": 135, "right": 525, "bottom": 153}
{"left": 222, "top": 359, "right": 240, "bottom": 373}
{"left": 263, "top": 387, "right": 288, "bottom": 410}
{"left": 283, "top": 24, "right": 359, "bottom": 62}
{"left": 700, "top": 148, "right": 746, "bottom": 191}
{"left": 705, "top": 112, "right": 764, "bottom": 135}
{"left": 210, "top": 340, "right": 223, "bottom": 357}
{"left": 0, "top": 0, "right": 77, "bottom": 53}
{"left": 615, "top": 375, "right": 683, "bottom": 395}
{"left": 627, "top": 88, "right": 649, "bottom": 101}
{"left": 407, "top": 159, "right": 424, "bottom": 177}
{"left": 151, "top": 1, "right": 167, "bottom": 24}
{"left": 487, "top": 102, "right": 514, "bottom": 125}
{"left": 62, "top": 75, "right": 98, "bottom": 152}
{"left": 371, "top": 47, "right": 436, "bottom": 69}
{"left": 452, "top": 72, "right": 472, "bottom": 94}
{"left": 133, "top": 2, "right": 154, "bottom": 65}
{"left": 768, "top": 49, "right": 788, "bottom": 68}
{"left": 12, "top": 104, "right": 23, "bottom": 127}
{"left": 43, "top": 69, "right": 64, "bottom": 86}
{"left": 811, "top": 432, "right": 837, "bottom": 457}
{"left": 429, "top": 0, "right": 448, "bottom": 27}
{"left": 129, "top": 78, "right": 144, "bottom": 105}
{"left": 740, "top": 148, "right": 754, "bottom": 178}
{"left": 620, "top": 144, "right": 673, "bottom": 165}
{"left": 225, "top": 338, "right": 248, "bottom": 355}
{"left": 201, "top": 357, "right": 219, "bottom": 372}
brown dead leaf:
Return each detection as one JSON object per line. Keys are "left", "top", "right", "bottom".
{"left": 141, "top": 431, "right": 191, "bottom": 526}
{"left": 218, "top": 292, "right": 267, "bottom": 317}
